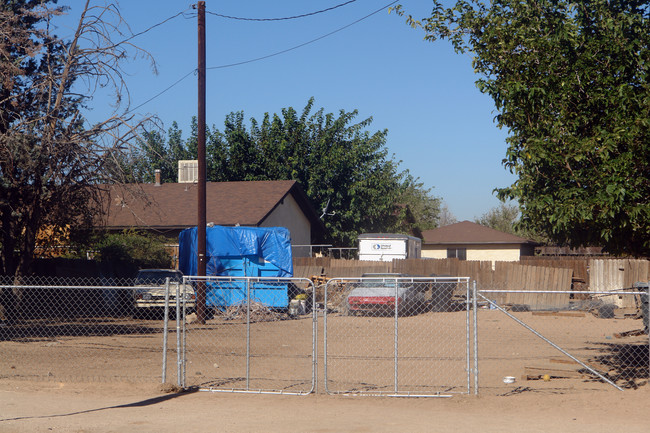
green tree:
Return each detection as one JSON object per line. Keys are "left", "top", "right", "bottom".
{"left": 476, "top": 203, "right": 550, "bottom": 244}
{"left": 95, "top": 230, "right": 172, "bottom": 277}
{"left": 132, "top": 99, "right": 439, "bottom": 246}
{"left": 215, "top": 99, "right": 420, "bottom": 246}
{"left": 396, "top": 0, "right": 650, "bottom": 256}
{"left": 393, "top": 173, "right": 440, "bottom": 236}
{"left": 475, "top": 203, "right": 520, "bottom": 235}
{"left": 0, "top": 1, "right": 155, "bottom": 276}
{"left": 128, "top": 122, "right": 193, "bottom": 184}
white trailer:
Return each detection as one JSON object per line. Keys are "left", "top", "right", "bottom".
{"left": 358, "top": 233, "right": 422, "bottom": 262}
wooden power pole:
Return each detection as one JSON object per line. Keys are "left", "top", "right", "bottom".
{"left": 196, "top": 0, "right": 207, "bottom": 323}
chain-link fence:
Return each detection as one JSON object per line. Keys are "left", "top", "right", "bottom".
{"left": 323, "top": 276, "right": 473, "bottom": 396}
{"left": 0, "top": 274, "right": 181, "bottom": 384}
{"left": 3, "top": 272, "right": 648, "bottom": 396}
{"left": 180, "top": 276, "right": 316, "bottom": 395}
{"left": 475, "top": 282, "right": 650, "bottom": 394}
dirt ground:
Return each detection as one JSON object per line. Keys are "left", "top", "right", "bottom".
{"left": 2, "top": 380, "right": 650, "bottom": 433}
{"left": 1, "top": 309, "right": 649, "bottom": 432}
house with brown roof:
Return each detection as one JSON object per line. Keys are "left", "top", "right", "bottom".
{"left": 420, "top": 220, "right": 536, "bottom": 264}
{"left": 100, "top": 180, "right": 324, "bottom": 257}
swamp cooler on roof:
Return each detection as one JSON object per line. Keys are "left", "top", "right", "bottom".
{"left": 179, "top": 225, "right": 293, "bottom": 308}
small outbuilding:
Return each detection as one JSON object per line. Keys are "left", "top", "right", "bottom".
{"left": 420, "top": 221, "right": 536, "bottom": 265}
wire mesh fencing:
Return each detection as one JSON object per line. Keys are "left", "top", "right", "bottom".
{"left": 475, "top": 281, "right": 649, "bottom": 394}
{"left": 180, "top": 276, "right": 316, "bottom": 395}
{"left": 0, "top": 274, "right": 182, "bottom": 384}
{"left": 3, "top": 271, "right": 648, "bottom": 396}
{"left": 323, "top": 276, "right": 473, "bottom": 396}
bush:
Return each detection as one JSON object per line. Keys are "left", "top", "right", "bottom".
{"left": 95, "top": 230, "right": 172, "bottom": 277}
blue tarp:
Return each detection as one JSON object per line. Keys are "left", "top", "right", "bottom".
{"left": 178, "top": 225, "right": 293, "bottom": 278}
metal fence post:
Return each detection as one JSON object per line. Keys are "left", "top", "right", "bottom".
{"left": 472, "top": 280, "right": 478, "bottom": 395}
{"left": 182, "top": 281, "right": 187, "bottom": 388}
{"left": 176, "top": 282, "right": 182, "bottom": 388}
{"left": 394, "top": 277, "right": 399, "bottom": 394}
{"left": 246, "top": 278, "right": 251, "bottom": 391}
{"left": 312, "top": 281, "right": 318, "bottom": 393}
{"left": 323, "top": 279, "right": 329, "bottom": 393}
{"left": 465, "top": 279, "right": 470, "bottom": 394}
{"left": 162, "top": 277, "right": 170, "bottom": 383}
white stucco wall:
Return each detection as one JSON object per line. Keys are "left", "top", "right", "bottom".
{"left": 421, "top": 249, "right": 447, "bottom": 260}
{"left": 468, "top": 246, "right": 521, "bottom": 262}
{"left": 260, "top": 194, "right": 311, "bottom": 255}
{"left": 422, "top": 244, "right": 523, "bottom": 263}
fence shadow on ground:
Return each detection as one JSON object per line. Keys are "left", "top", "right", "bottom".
{"left": 586, "top": 342, "right": 649, "bottom": 389}
{"left": 0, "top": 320, "right": 162, "bottom": 342}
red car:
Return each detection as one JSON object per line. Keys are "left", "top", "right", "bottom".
{"left": 346, "top": 273, "right": 425, "bottom": 316}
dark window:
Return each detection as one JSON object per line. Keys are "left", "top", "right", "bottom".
{"left": 447, "top": 248, "right": 467, "bottom": 260}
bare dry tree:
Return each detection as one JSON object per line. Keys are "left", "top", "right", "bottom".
{"left": 1, "top": 0, "right": 159, "bottom": 279}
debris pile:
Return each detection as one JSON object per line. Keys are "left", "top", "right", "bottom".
{"left": 221, "top": 301, "right": 287, "bottom": 322}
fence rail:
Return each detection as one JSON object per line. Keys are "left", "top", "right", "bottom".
{"left": 323, "top": 276, "right": 472, "bottom": 396}
{"left": 0, "top": 275, "right": 178, "bottom": 384}
{"left": 180, "top": 276, "right": 317, "bottom": 395}
{"left": 1, "top": 275, "right": 648, "bottom": 396}
{"left": 474, "top": 287, "right": 649, "bottom": 392}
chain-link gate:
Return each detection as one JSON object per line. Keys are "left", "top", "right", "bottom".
{"left": 475, "top": 284, "right": 650, "bottom": 393}
{"left": 323, "top": 276, "right": 473, "bottom": 396}
{"left": 180, "top": 276, "right": 316, "bottom": 394}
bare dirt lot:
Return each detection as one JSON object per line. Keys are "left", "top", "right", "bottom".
{"left": 2, "top": 380, "right": 650, "bottom": 433}
{"left": 1, "top": 309, "right": 649, "bottom": 432}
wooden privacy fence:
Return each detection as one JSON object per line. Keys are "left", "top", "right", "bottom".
{"left": 293, "top": 257, "right": 576, "bottom": 308}
{"left": 492, "top": 262, "right": 573, "bottom": 308}
{"left": 520, "top": 256, "right": 589, "bottom": 290}
{"left": 589, "top": 259, "right": 650, "bottom": 308}
{"left": 294, "top": 257, "right": 496, "bottom": 282}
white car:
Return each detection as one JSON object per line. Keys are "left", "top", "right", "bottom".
{"left": 134, "top": 269, "right": 195, "bottom": 318}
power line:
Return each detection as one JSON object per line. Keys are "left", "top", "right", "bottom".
{"left": 124, "top": 69, "right": 196, "bottom": 116}
{"left": 111, "top": 8, "right": 193, "bottom": 48}
{"left": 124, "top": 0, "right": 399, "bottom": 113}
{"left": 207, "top": 0, "right": 400, "bottom": 70}
{"left": 205, "top": 0, "right": 358, "bottom": 22}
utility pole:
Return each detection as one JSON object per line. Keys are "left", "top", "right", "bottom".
{"left": 196, "top": 0, "right": 207, "bottom": 323}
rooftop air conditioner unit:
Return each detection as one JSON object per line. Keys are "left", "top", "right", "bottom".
{"left": 178, "top": 160, "right": 198, "bottom": 183}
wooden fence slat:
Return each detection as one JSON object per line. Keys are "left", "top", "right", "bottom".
{"left": 293, "top": 256, "right": 647, "bottom": 308}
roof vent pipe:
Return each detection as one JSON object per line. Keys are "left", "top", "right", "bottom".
{"left": 154, "top": 169, "right": 161, "bottom": 186}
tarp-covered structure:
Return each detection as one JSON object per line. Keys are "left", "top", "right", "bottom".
{"left": 178, "top": 225, "right": 293, "bottom": 308}
{"left": 179, "top": 225, "right": 293, "bottom": 277}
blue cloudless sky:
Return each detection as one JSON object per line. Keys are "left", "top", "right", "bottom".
{"left": 57, "top": 0, "right": 517, "bottom": 222}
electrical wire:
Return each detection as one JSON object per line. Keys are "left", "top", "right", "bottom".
{"left": 124, "top": 70, "right": 196, "bottom": 116}
{"left": 123, "top": 0, "right": 399, "bottom": 114}
{"left": 206, "top": 0, "right": 400, "bottom": 70}
{"left": 111, "top": 8, "right": 193, "bottom": 48}
{"left": 205, "top": 0, "right": 358, "bottom": 22}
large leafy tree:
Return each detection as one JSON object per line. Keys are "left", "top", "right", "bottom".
{"left": 134, "top": 99, "right": 440, "bottom": 246}
{"left": 0, "top": 1, "right": 154, "bottom": 276}
{"left": 396, "top": 0, "right": 650, "bottom": 256}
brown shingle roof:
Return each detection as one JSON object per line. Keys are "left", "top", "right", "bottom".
{"left": 101, "top": 180, "right": 322, "bottom": 232}
{"left": 421, "top": 220, "right": 535, "bottom": 245}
